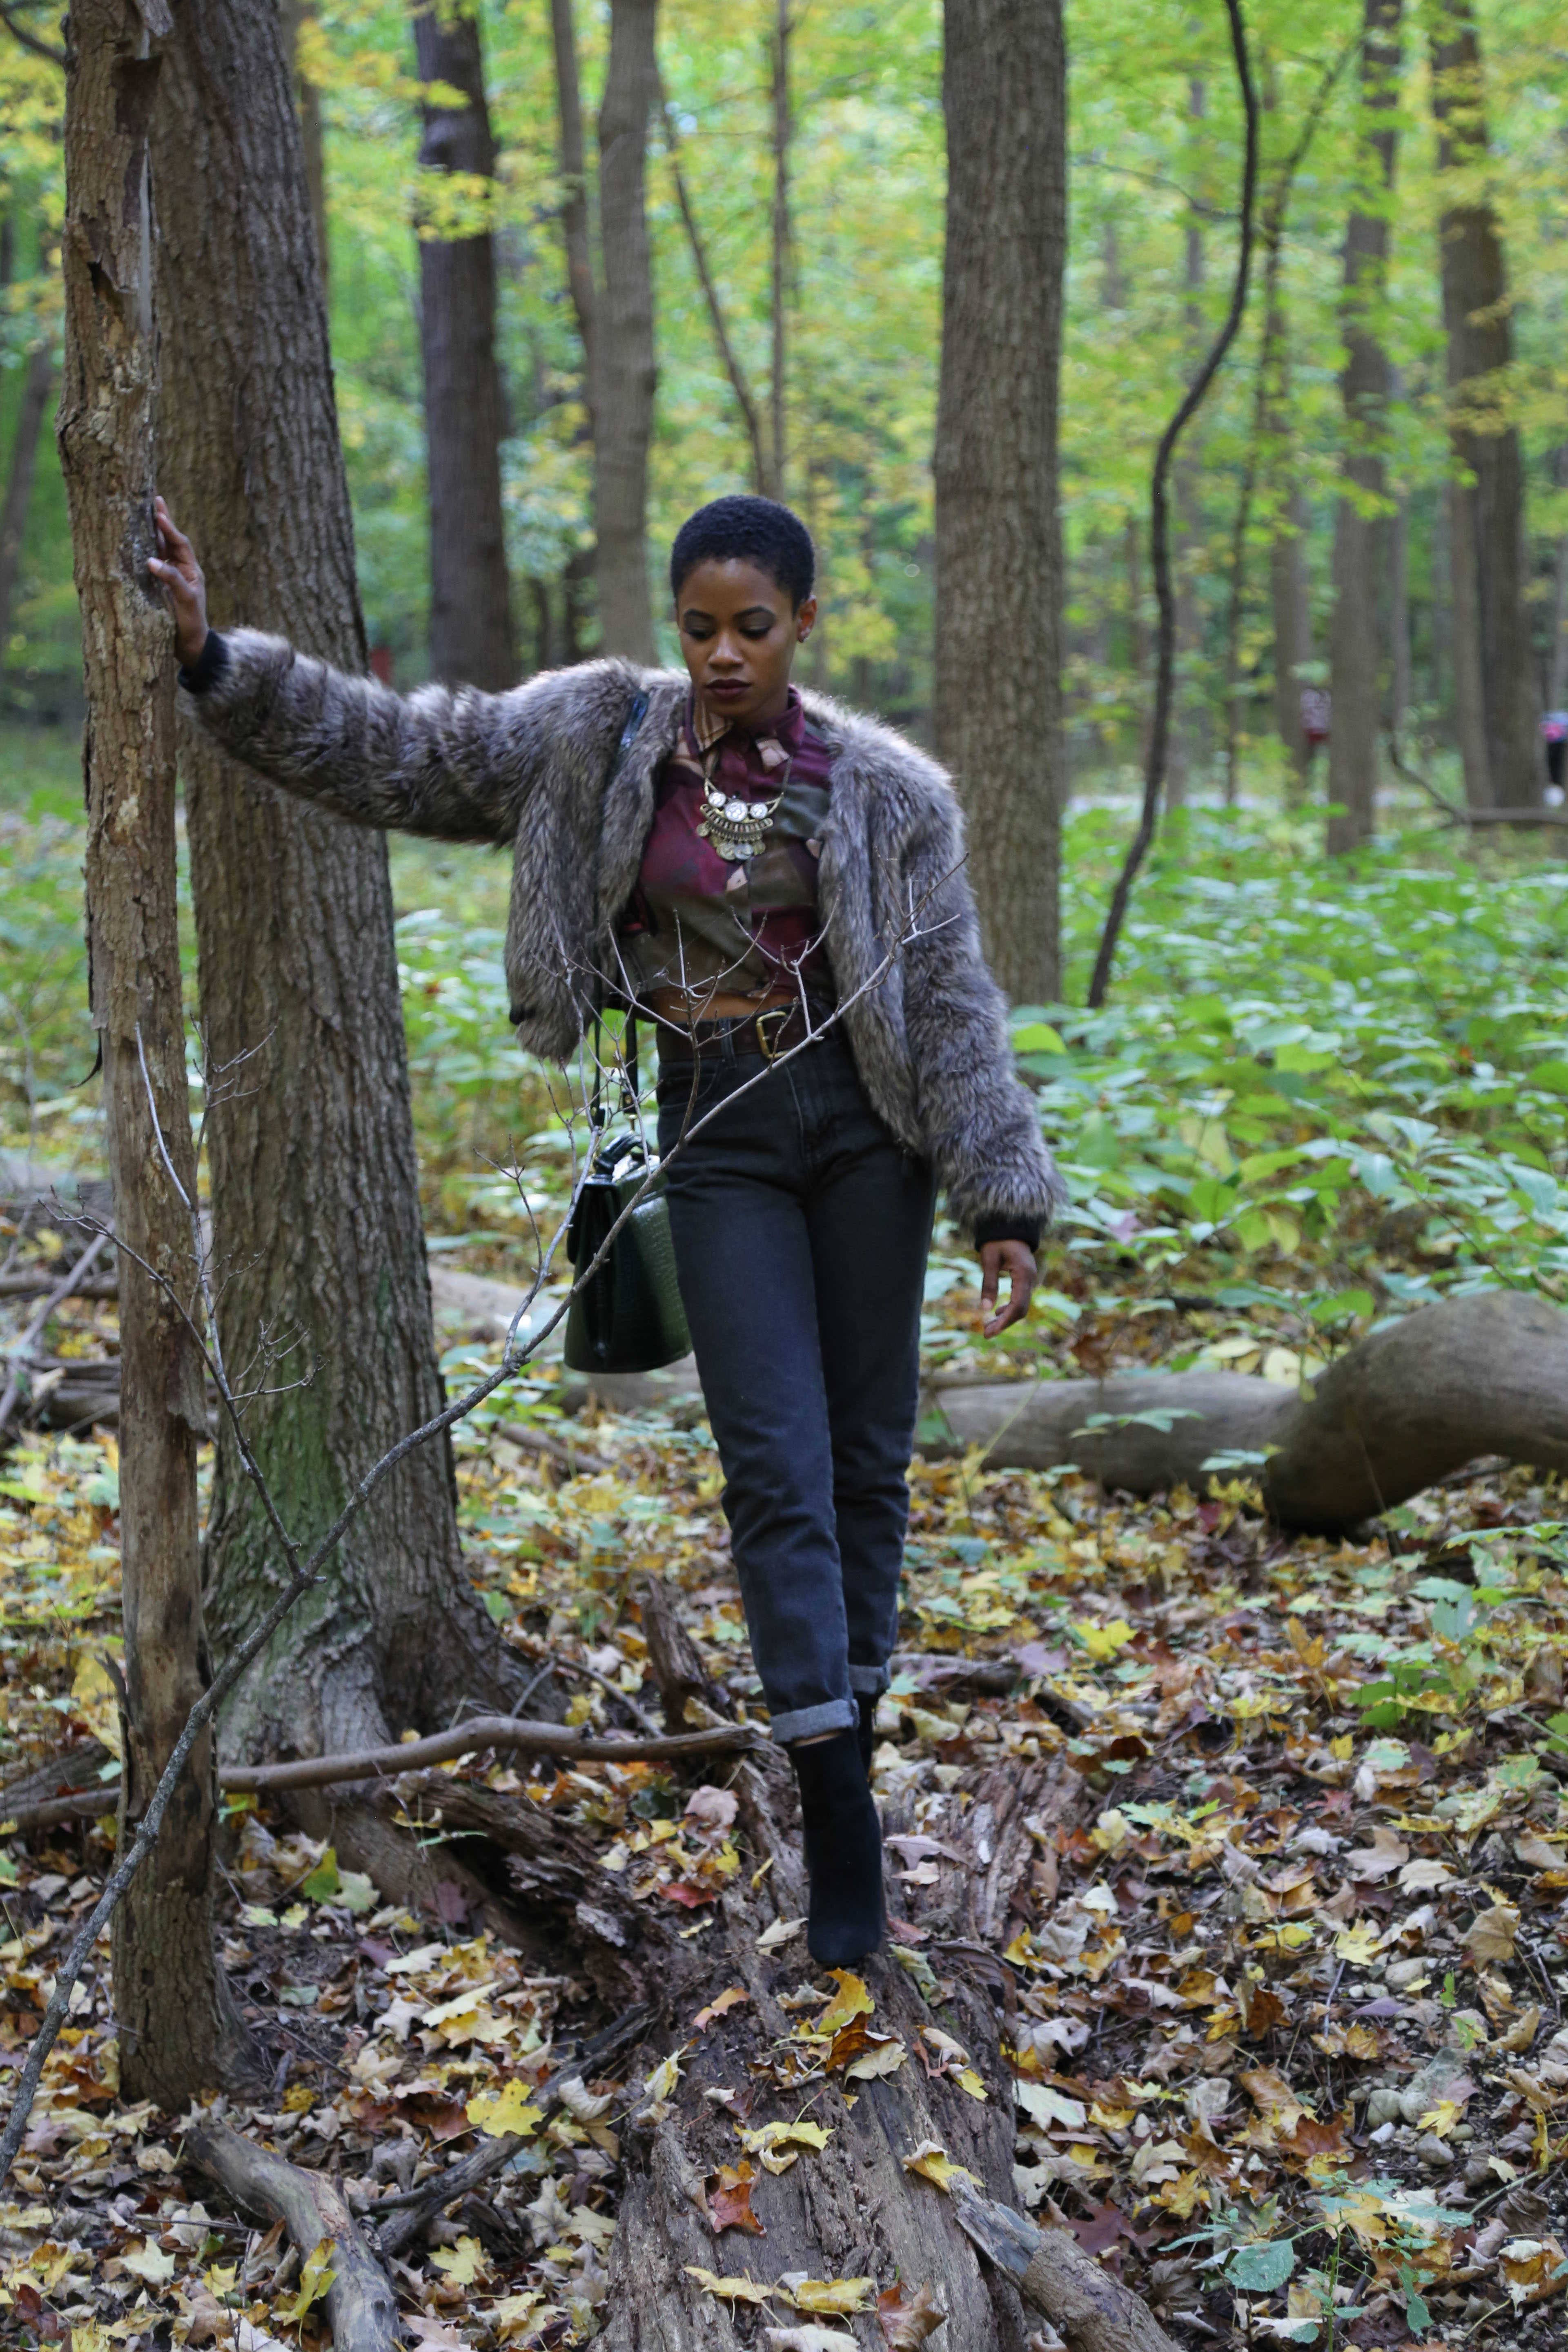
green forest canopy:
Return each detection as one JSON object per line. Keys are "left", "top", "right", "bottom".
{"left": 2, "top": 0, "right": 1566, "bottom": 769}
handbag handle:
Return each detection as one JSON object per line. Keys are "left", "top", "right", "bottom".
{"left": 588, "top": 688, "right": 652, "bottom": 1136}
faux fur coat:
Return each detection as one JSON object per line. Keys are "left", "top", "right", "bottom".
{"left": 183, "top": 632, "right": 1064, "bottom": 1238}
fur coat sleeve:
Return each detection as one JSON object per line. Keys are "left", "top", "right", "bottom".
{"left": 879, "top": 753, "right": 1065, "bottom": 1239}
{"left": 180, "top": 627, "right": 634, "bottom": 843}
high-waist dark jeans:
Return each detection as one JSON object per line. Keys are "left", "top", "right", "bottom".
{"left": 655, "top": 1027, "right": 935, "bottom": 1743}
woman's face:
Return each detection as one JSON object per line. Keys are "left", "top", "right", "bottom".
{"left": 675, "top": 558, "right": 816, "bottom": 728}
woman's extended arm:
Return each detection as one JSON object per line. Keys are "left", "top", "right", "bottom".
{"left": 148, "top": 500, "right": 614, "bottom": 844}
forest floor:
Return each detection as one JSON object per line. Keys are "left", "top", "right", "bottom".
{"left": 2, "top": 731, "right": 1568, "bottom": 2350}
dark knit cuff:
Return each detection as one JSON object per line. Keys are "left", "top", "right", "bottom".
{"left": 973, "top": 1216, "right": 1041, "bottom": 1254}
{"left": 178, "top": 629, "right": 229, "bottom": 695}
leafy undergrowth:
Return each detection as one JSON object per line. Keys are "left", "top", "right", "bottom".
{"left": 4, "top": 1325, "right": 1568, "bottom": 2348}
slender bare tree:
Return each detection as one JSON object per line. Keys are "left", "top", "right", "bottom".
{"left": 59, "top": 0, "right": 254, "bottom": 2100}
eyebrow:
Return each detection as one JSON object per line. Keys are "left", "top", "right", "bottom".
{"left": 681, "top": 604, "right": 779, "bottom": 626}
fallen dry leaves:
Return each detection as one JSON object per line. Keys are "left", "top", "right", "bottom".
{"left": 4, "top": 1237, "right": 1568, "bottom": 2347}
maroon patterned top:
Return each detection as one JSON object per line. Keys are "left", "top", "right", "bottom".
{"left": 616, "top": 688, "right": 835, "bottom": 1007}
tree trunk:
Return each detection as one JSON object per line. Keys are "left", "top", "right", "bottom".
{"left": 1167, "top": 77, "right": 1208, "bottom": 813}
{"left": 933, "top": 0, "right": 1065, "bottom": 1006}
{"left": 1327, "top": 0, "right": 1402, "bottom": 857}
{"left": 0, "top": 339, "right": 54, "bottom": 662}
{"left": 278, "top": 0, "right": 327, "bottom": 295}
{"left": 549, "top": 0, "right": 596, "bottom": 417}
{"left": 149, "top": 0, "right": 508, "bottom": 1784}
{"left": 1270, "top": 488, "right": 1311, "bottom": 797}
{"left": 1546, "top": 447, "right": 1568, "bottom": 713}
{"left": 59, "top": 0, "right": 253, "bottom": 2102}
{"left": 1390, "top": 491, "right": 1412, "bottom": 737}
{"left": 766, "top": 0, "right": 789, "bottom": 501}
{"left": 594, "top": 0, "right": 657, "bottom": 661}
{"left": 1430, "top": 1, "right": 1540, "bottom": 808}
{"left": 411, "top": 3, "right": 514, "bottom": 691}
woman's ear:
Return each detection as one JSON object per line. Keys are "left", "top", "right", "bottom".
{"left": 796, "top": 594, "right": 818, "bottom": 644}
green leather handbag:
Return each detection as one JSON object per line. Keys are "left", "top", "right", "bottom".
{"left": 562, "top": 1015, "right": 692, "bottom": 1375}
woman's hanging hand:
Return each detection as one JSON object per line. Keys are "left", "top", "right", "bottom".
{"left": 978, "top": 1239, "right": 1036, "bottom": 1338}
{"left": 147, "top": 496, "right": 210, "bottom": 668}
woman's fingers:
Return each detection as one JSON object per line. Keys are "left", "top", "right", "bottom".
{"left": 978, "top": 1241, "right": 1036, "bottom": 1338}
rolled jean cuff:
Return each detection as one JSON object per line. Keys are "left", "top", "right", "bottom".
{"left": 769, "top": 1697, "right": 857, "bottom": 1746}
{"left": 847, "top": 1664, "right": 890, "bottom": 1696}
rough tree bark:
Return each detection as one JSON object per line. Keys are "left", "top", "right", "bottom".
{"left": 411, "top": 2, "right": 514, "bottom": 690}
{"left": 928, "top": 1290, "right": 1568, "bottom": 1535}
{"left": 594, "top": 0, "right": 658, "bottom": 660}
{"left": 1430, "top": 0, "right": 1540, "bottom": 809}
{"left": 278, "top": 0, "right": 327, "bottom": 295}
{"left": 933, "top": 0, "right": 1065, "bottom": 1005}
{"left": 1326, "top": 0, "right": 1402, "bottom": 857}
{"left": 149, "top": 0, "right": 511, "bottom": 1790}
{"left": 766, "top": 0, "right": 789, "bottom": 501}
{"left": 0, "top": 340, "right": 55, "bottom": 659}
{"left": 58, "top": 0, "right": 253, "bottom": 2100}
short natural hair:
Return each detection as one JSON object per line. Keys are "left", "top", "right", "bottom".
{"left": 670, "top": 495, "right": 815, "bottom": 609}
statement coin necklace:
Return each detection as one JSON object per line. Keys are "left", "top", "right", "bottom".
{"left": 695, "top": 732, "right": 792, "bottom": 862}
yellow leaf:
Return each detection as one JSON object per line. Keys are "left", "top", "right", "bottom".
{"left": 277, "top": 2238, "right": 336, "bottom": 2323}
{"left": 1464, "top": 1904, "right": 1519, "bottom": 1967}
{"left": 1074, "top": 1618, "right": 1134, "bottom": 1661}
{"left": 430, "top": 2235, "right": 486, "bottom": 2286}
{"left": 683, "top": 2265, "right": 771, "bottom": 2306}
{"left": 281, "top": 2082, "right": 314, "bottom": 2114}
{"left": 120, "top": 2240, "right": 176, "bottom": 2285}
{"left": 644, "top": 2051, "right": 683, "bottom": 2103}
{"left": 785, "top": 2276, "right": 876, "bottom": 2315}
{"left": 844, "top": 2035, "right": 907, "bottom": 2082}
{"left": 1418, "top": 2100, "right": 1461, "bottom": 2139}
{"left": 466, "top": 2080, "right": 544, "bottom": 2138}
{"left": 1334, "top": 1920, "right": 1383, "bottom": 1965}
{"left": 953, "top": 2066, "right": 989, "bottom": 2102}
{"left": 816, "top": 1971, "right": 874, "bottom": 2035}
{"left": 693, "top": 1986, "right": 747, "bottom": 2033}
{"left": 902, "top": 2140, "right": 979, "bottom": 2194}
{"left": 737, "top": 2118, "right": 831, "bottom": 2175}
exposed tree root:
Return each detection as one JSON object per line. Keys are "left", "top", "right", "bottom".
{"left": 186, "top": 2120, "right": 398, "bottom": 2352}
{"left": 928, "top": 1290, "right": 1568, "bottom": 1530}
{"left": 952, "top": 2178, "right": 1183, "bottom": 2352}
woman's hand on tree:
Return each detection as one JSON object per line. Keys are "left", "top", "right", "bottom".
{"left": 147, "top": 497, "right": 209, "bottom": 668}
{"left": 978, "top": 1239, "right": 1036, "bottom": 1338}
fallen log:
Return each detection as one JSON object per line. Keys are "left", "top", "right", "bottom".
{"left": 928, "top": 1290, "right": 1568, "bottom": 1532}
{"left": 186, "top": 2121, "right": 397, "bottom": 2352}
{"left": 951, "top": 2177, "right": 1182, "bottom": 2352}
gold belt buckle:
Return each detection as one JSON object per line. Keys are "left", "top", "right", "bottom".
{"left": 755, "top": 1007, "right": 791, "bottom": 1062}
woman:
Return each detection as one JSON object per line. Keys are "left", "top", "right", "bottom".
{"left": 149, "top": 491, "right": 1063, "bottom": 1966}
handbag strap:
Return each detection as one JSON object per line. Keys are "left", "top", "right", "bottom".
{"left": 588, "top": 688, "right": 653, "bottom": 1135}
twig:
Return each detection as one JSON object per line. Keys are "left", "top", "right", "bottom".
{"left": 495, "top": 1418, "right": 610, "bottom": 1477}
{"left": 0, "top": 1229, "right": 112, "bottom": 1437}
{"left": 0, "top": 1717, "right": 759, "bottom": 1832}
{"left": 0, "top": 1, "right": 65, "bottom": 66}
{"left": 1087, "top": 0, "right": 1260, "bottom": 1010}
{"left": 372, "top": 2003, "right": 649, "bottom": 2257}
{"left": 656, "top": 76, "right": 769, "bottom": 494}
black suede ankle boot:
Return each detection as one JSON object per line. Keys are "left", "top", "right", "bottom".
{"left": 789, "top": 1729, "right": 886, "bottom": 1967}
{"left": 855, "top": 1690, "right": 877, "bottom": 1775}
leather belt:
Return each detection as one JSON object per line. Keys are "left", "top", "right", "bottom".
{"left": 656, "top": 1002, "right": 821, "bottom": 1065}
